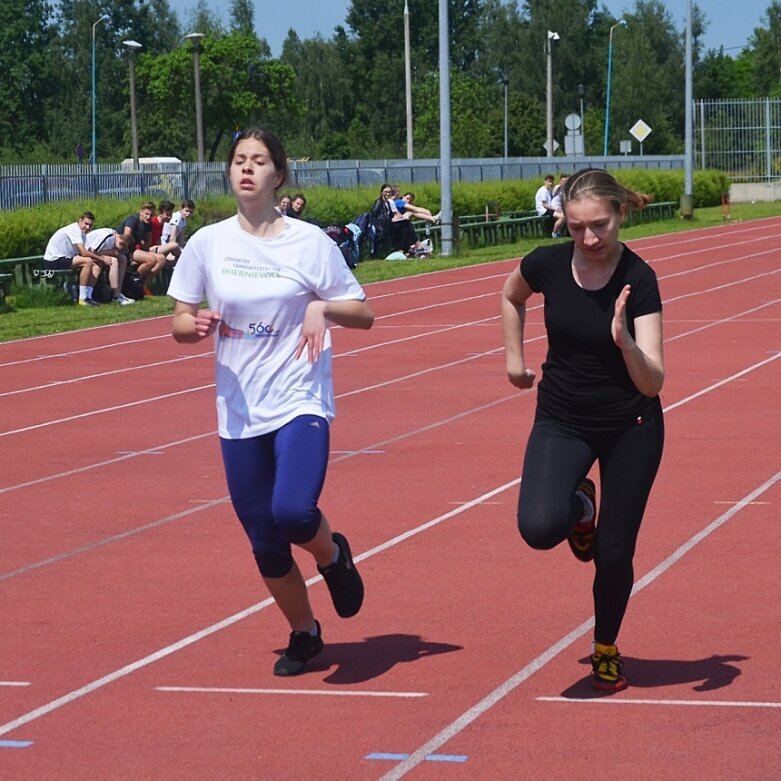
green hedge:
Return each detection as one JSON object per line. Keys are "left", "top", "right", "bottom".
{"left": 0, "top": 170, "right": 729, "bottom": 259}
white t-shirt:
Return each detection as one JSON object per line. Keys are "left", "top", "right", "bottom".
{"left": 168, "top": 215, "right": 366, "bottom": 440}
{"left": 534, "top": 184, "right": 552, "bottom": 216}
{"left": 85, "top": 228, "right": 118, "bottom": 253}
{"left": 550, "top": 186, "right": 563, "bottom": 212}
{"left": 43, "top": 222, "right": 85, "bottom": 260}
{"left": 162, "top": 210, "right": 187, "bottom": 244}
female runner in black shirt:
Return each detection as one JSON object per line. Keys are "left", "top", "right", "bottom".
{"left": 501, "top": 168, "right": 665, "bottom": 692}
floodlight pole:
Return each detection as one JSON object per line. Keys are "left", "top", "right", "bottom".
{"left": 123, "top": 40, "right": 143, "bottom": 166}
{"left": 603, "top": 20, "right": 627, "bottom": 156}
{"left": 438, "top": 0, "right": 452, "bottom": 256}
{"left": 404, "top": 0, "right": 413, "bottom": 160}
{"left": 91, "top": 14, "right": 110, "bottom": 166}
{"left": 185, "top": 33, "right": 206, "bottom": 163}
{"left": 546, "top": 31, "right": 559, "bottom": 158}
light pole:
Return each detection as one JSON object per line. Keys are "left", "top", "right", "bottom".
{"left": 500, "top": 72, "right": 509, "bottom": 158}
{"left": 578, "top": 83, "right": 585, "bottom": 154}
{"left": 91, "top": 13, "right": 110, "bottom": 166}
{"left": 603, "top": 19, "right": 627, "bottom": 156}
{"left": 546, "top": 31, "right": 560, "bottom": 158}
{"left": 123, "top": 40, "right": 143, "bottom": 166}
{"left": 185, "top": 32, "right": 205, "bottom": 163}
{"left": 404, "top": 0, "right": 413, "bottom": 160}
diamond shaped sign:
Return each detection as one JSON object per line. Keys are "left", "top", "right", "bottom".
{"left": 629, "top": 119, "right": 652, "bottom": 143}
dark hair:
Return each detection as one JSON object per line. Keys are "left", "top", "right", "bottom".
{"left": 561, "top": 168, "right": 652, "bottom": 214}
{"left": 140, "top": 201, "right": 156, "bottom": 212}
{"left": 226, "top": 127, "right": 289, "bottom": 191}
{"left": 159, "top": 200, "right": 175, "bottom": 213}
{"left": 404, "top": 192, "right": 415, "bottom": 200}
{"left": 181, "top": 199, "right": 196, "bottom": 209}
{"left": 293, "top": 193, "right": 306, "bottom": 205}
{"left": 80, "top": 211, "right": 95, "bottom": 221}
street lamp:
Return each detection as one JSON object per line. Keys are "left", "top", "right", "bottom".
{"left": 500, "top": 72, "right": 509, "bottom": 158}
{"left": 184, "top": 32, "right": 205, "bottom": 163}
{"left": 123, "top": 40, "right": 143, "bottom": 166}
{"left": 404, "top": 0, "right": 413, "bottom": 160}
{"left": 603, "top": 19, "right": 627, "bottom": 156}
{"left": 91, "top": 13, "right": 110, "bottom": 166}
{"left": 546, "top": 31, "right": 560, "bottom": 158}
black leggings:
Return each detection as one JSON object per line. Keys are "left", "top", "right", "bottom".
{"left": 517, "top": 400, "right": 664, "bottom": 644}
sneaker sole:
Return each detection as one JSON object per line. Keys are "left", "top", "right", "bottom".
{"left": 568, "top": 478, "right": 596, "bottom": 562}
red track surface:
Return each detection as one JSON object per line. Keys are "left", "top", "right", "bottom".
{"left": 1, "top": 218, "right": 779, "bottom": 779}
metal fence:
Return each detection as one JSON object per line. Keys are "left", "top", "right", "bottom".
{"left": 694, "top": 98, "right": 781, "bottom": 182}
{"left": 0, "top": 155, "right": 685, "bottom": 212}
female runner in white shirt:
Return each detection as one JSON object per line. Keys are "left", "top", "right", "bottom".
{"left": 169, "top": 128, "right": 374, "bottom": 676}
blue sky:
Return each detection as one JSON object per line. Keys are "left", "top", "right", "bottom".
{"left": 168, "top": 1, "right": 769, "bottom": 57}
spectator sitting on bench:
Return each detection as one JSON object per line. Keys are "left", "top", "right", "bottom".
{"left": 149, "top": 200, "right": 182, "bottom": 263}
{"left": 161, "top": 199, "right": 195, "bottom": 258}
{"left": 549, "top": 174, "right": 568, "bottom": 238}
{"left": 43, "top": 211, "right": 105, "bottom": 307}
{"left": 85, "top": 228, "right": 136, "bottom": 305}
{"left": 286, "top": 193, "right": 306, "bottom": 219}
{"left": 118, "top": 201, "right": 164, "bottom": 296}
{"left": 394, "top": 189, "right": 440, "bottom": 224}
{"left": 534, "top": 174, "right": 555, "bottom": 218}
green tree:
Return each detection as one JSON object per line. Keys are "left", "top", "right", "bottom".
{"left": 608, "top": 0, "right": 684, "bottom": 153}
{"left": 138, "top": 32, "right": 296, "bottom": 160}
{"left": 0, "top": 0, "right": 58, "bottom": 158}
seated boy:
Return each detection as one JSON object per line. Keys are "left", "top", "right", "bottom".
{"left": 149, "top": 200, "right": 181, "bottom": 261}
{"left": 161, "top": 199, "right": 195, "bottom": 253}
{"left": 85, "top": 227, "right": 137, "bottom": 304}
{"left": 118, "top": 201, "right": 164, "bottom": 295}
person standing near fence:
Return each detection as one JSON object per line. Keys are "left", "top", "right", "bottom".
{"left": 168, "top": 127, "right": 374, "bottom": 676}
{"left": 501, "top": 168, "right": 665, "bottom": 692}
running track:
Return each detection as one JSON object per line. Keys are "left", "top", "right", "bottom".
{"left": 1, "top": 219, "right": 779, "bottom": 779}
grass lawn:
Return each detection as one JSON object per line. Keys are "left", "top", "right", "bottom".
{"left": 1, "top": 201, "right": 778, "bottom": 343}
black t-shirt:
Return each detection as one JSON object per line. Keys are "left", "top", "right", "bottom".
{"left": 118, "top": 214, "right": 151, "bottom": 247}
{"left": 520, "top": 241, "right": 662, "bottom": 428}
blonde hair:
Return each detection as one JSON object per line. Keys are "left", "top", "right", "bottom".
{"left": 562, "top": 168, "right": 652, "bottom": 214}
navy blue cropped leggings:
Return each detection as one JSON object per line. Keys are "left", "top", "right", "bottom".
{"left": 220, "top": 414, "right": 330, "bottom": 579}
{"left": 517, "top": 400, "right": 664, "bottom": 644}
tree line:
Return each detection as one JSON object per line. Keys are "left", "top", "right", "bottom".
{"left": 1, "top": 0, "right": 779, "bottom": 166}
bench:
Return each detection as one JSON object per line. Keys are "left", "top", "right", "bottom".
{"left": 0, "top": 272, "right": 12, "bottom": 306}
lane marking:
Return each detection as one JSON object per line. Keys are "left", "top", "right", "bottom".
{"left": 156, "top": 686, "right": 427, "bottom": 698}
{"left": 0, "top": 478, "right": 520, "bottom": 739}
{"left": 0, "top": 681, "right": 31, "bottom": 687}
{"left": 537, "top": 696, "right": 781, "bottom": 709}
{"left": 367, "top": 753, "right": 467, "bottom": 763}
{"left": 378, "top": 469, "right": 781, "bottom": 780}
{"left": 0, "top": 740, "right": 33, "bottom": 748}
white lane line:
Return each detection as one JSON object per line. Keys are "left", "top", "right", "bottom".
{"left": 155, "top": 686, "right": 427, "bottom": 698}
{"left": 0, "top": 384, "right": 215, "bottom": 439}
{"left": 0, "top": 353, "right": 211, "bottom": 399}
{"left": 378, "top": 469, "right": 781, "bottom": 780}
{"left": 537, "top": 696, "right": 781, "bottom": 709}
{"left": 0, "top": 682, "right": 31, "bottom": 687}
{"left": 0, "top": 478, "right": 520, "bottom": 739}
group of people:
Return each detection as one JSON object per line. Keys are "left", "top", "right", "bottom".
{"left": 535, "top": 173, "right": 568, "bottom": 238}
{"left": 42, "top": 199, "right": 195, "bottom": 306}
{"left": 167, "top": 126, "right": 665, "bottom": 695}
{"left": 275, "top": 192, "right": 307, "bottom": 220}
{"left": 370, "top": 184, "right": 440, "bottom": 258}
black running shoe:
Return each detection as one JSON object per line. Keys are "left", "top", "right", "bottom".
{"left": 317, "top": 532, "right": 364, "bottom": 618}
{"left": 273, "top": 621, "right": 324, "bottom": 677}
